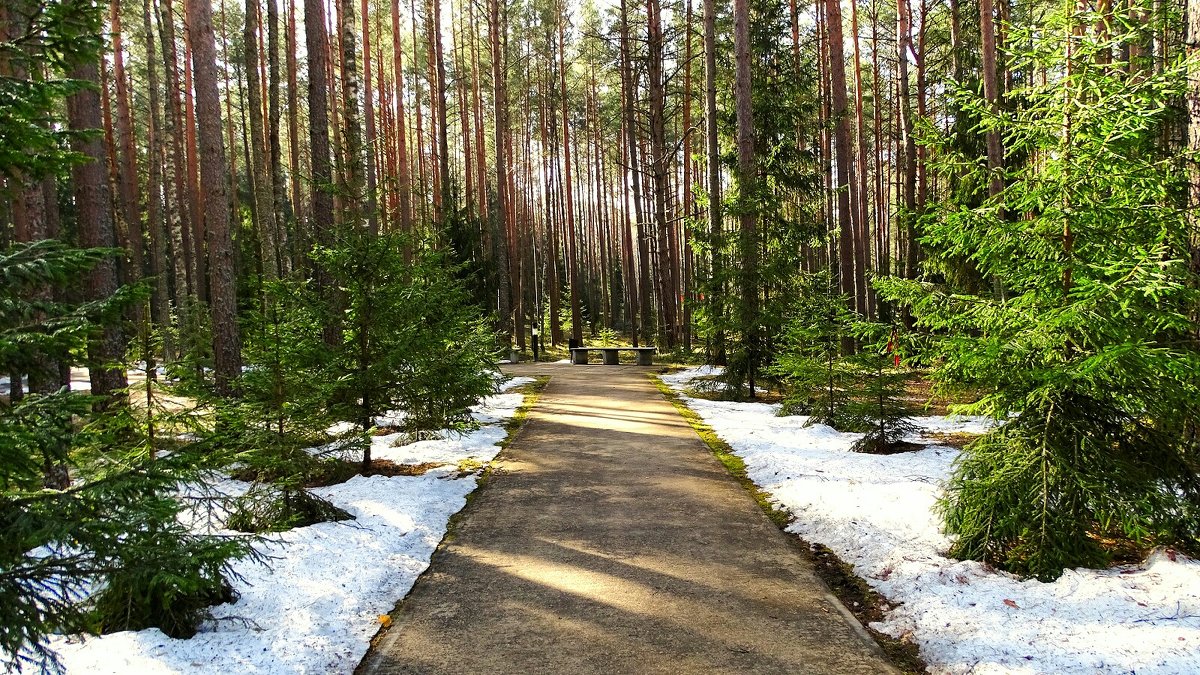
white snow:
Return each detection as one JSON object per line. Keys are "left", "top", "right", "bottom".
{"left": 662, "top": 366, "right": 1200, "bottom": 675}
{"left": 0, "top": 368, "right": 92, "bottom": 395}
{"left": 41, "top": 375, "right": 535, "bottom": 675}
{"left": 1, "top": 367, "right": 169, "bottom": 396}
{"left": 363, "top": 384, "right": 531, "bottom": 467}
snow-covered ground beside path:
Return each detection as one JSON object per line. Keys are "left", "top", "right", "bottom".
{"left": 44, "top": 376, "right": 536, "bottom": 675}
{"left": 661, "top": 366, "right": 1200, "bottom": 675}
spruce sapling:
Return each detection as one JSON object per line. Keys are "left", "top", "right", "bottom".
{"left": 843, "top": 323, "right": 919, "bottom": 454}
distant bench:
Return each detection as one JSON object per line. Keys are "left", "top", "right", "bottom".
{"left": 570, "top": 346, "right": 657, "bottom": 366}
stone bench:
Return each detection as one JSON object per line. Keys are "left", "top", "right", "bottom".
{"left": 569, "top": 346, "right": 657, "bottom": 366}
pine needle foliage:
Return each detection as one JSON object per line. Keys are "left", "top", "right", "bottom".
{"left": 702, "top": 0, "right": 822, "bottom": 396}
{"left": 942, "top": 394, "right": 1200, "bottom": 577}
{"left": 225, "top": 484, "right": 352, "bottom": 534}
{"left": 843, "top": 323, "right": 919, "bottom": 454}
{"left": 770, "top": 271, "right": 856, "bottom": 424}
{"left": 1, "top": 241, "right": 253, "bottom": 672}
{"left": 163, "top": 301, "right": 215, "bottom": 395}
{"left": 82, "top": 457, "right": 250, "bottom": 639}
{"left": 227, "top": 279, "right": 347, "bottom": 464}
{"left": 0, "top": 241, "right": 123, "bottom": 379}
{"left": 877, "top": 3, "right": 1200, "bottom": 579}
{"left": 772, "top": 277, "right": 919, "bottom": 451}
{"left": 205, "top": 280, "right": 359, "bottom": 531}
{"left": 0, "top": 0, "right": 103, "bottom": 181}
{"left": 69, "top": 380, "right": 259, "bottom": 643}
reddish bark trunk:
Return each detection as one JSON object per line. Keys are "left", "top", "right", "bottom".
{"left": 187, "top": 0, "right": 242, "bottom": 394}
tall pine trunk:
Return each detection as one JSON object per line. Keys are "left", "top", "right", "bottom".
{"left": 980, "top": 0, "right": 1004, "bottom": 198}
{"left": 703, "top": 0, "right": 725, "bottom": 364}
{"left": 647, "top": 0, "right": 677, "bottom": 348}
{"left": 897, "top": 0, "right": 918, "bottom": 280}
{"left": 490, "top": 0, "right": 514, "bottom": 349}
{"left": 681, "top": 0, "right": 695, "bottom": 353}
{"left": 850, "top": 0, "right": 874, "bottom": 317}
{"left": 362, "top": 0, "right": 379, "bottom": 233}
{"left": 559, "top": 3, "right": 582, "bottom": 345}
{"left": 733, "top": 0, "right": 758, "bottom": 395}
{"left": 267, "top": 0, "right": 288, "bottom": 269}
{"left": 431, "top": 0, "right": 452, "bottom": 224}
{"left": 620, "top": 0, "right": 652, "bottom": 347}
{"left": 287, "top": 0, "right": 304, "bottom": 266}
{"left": 110, "top": 0, "right": 146, "bottom": 300}
{"left": 246, "top": 0, "right": 280, "bottom": 279}
{"left": 183, "top": 23, "right": 207, "bottom": 301}
{"left": 825, "top": 0, "right": 857, "bottom": 331}
{"left": 143, "top": 0, "right": 172, "bottom": 362}
{"left": 391, "top": 0, "right": 414, "bottom": 238}
{"left": 68, "top": 57, "right": 129, "bottom": 405}
{"left": 339, "top": 0, "right": 366, "bottom": 228}
{"left": 159, "top": 0, "right": 193, "bottom": 307}
{"left": 187, "top": 0, "right": 242, "bottom": 395}
{"left": 305, "top": 0, "right": 339, "bottom": 349}
{"left": 1188, "top": 0, "right": 1199, "bottom": 276}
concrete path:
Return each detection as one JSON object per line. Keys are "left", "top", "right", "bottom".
{"left": 358, "top": 364, "right": 896, "bottom": 675}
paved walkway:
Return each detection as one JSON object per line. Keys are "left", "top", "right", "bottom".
{"left": 358, "top": 364, "right": 895, "bottom": 675}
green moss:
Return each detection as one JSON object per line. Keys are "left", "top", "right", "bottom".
{"left": 456, "top": 458, "right": 485, "bottom": 475}
{"left": 499, "top": 376, "right": 549, "bottom": 446}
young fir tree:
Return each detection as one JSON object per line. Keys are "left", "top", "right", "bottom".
{"left": 312, "top": 230, "right": 496, "bottom": 473}
{"left": 216, "top": 280, "right": 354, "bottom": 533}
{"left": 0, "top": 242, "right": 252, "bottom": 671}
{"left": 393, "top": 248, "right": 500, "bottom": 432}
{"left": 878, "top": 2, "right": 1200, "bottom": 579}
{"left": 164, "top": 300, "right": 215, "bottom": 394}
{"left": 772, "top": 275, "right": 917, "bottom": 449}
{"left": 1, "top": 4, "right": 254, "bottom": 663}
{"left": 770, "top": 271, "right": 855, "bottom": 424}
{"left": 841, "top": 322, "right": 918, "bottom": 454}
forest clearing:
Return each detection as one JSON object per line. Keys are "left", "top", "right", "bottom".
{"left": 3, "top": 0, "right": 1200, "bottom": 671}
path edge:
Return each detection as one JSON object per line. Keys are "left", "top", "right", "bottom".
{"left": 650, "top": 373, "right": 921, "bottom": 675}
{"left": 355, "top": 375, "right": 551, "bottom": 675}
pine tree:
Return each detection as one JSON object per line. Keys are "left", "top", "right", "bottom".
{"left": 842, "top": 322, "right": 918, "bottom": 454}
{"left": 714, "top": 0, "right": 821, "bottom": 399}
{"left": 212, "top": 279, "right": 356, "bottom": 532}
{"left": 771, "top": 272, "right": 854, "bottom": 422}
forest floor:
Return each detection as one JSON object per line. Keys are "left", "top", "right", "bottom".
{"left": 358, "top": 362, "right": 895, "bottom": 675}
{"left": 661, "top": 366, "right": 1200, "bottom": 674}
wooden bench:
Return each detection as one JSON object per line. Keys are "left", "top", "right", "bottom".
{"left": 570, "top": 346, "right": 657, "bottom": 366}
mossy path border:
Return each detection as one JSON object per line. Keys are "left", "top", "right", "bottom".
{"left": 441, "top": 376, "right": 549, "bottom": 540}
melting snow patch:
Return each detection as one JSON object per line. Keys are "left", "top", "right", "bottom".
{"left": 43, "top": 381, "right": 533, "bottom": 675}
{"left": 662, "top": 366, "right": 1200, "bottom": 675}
